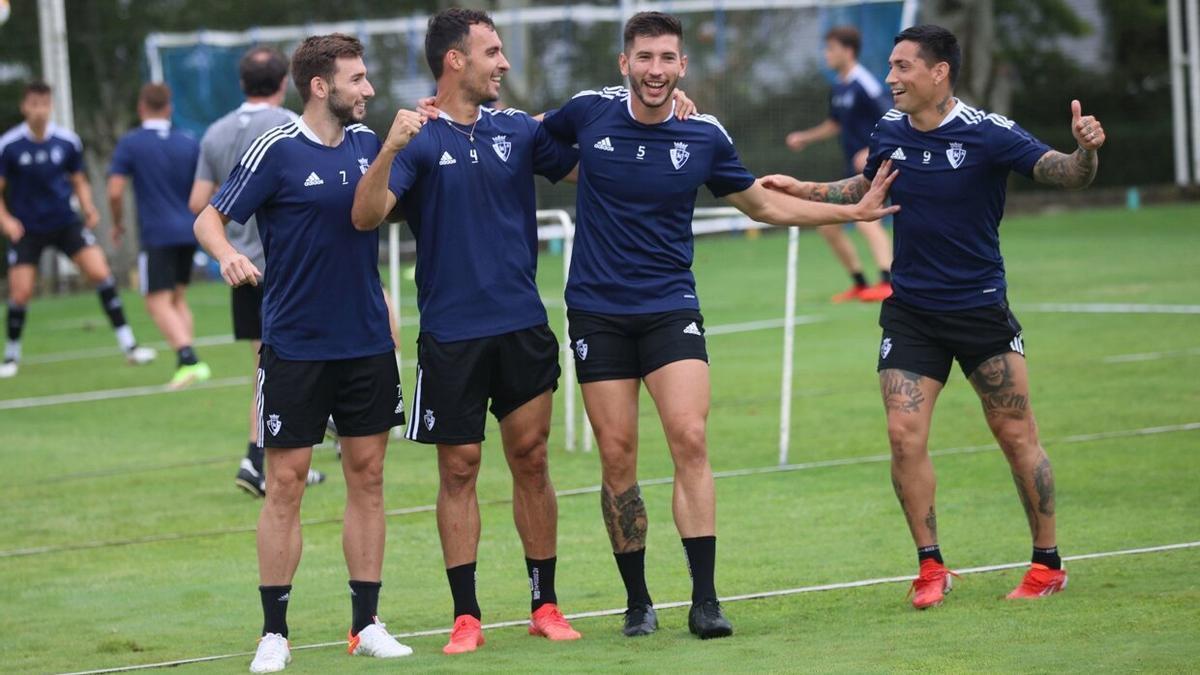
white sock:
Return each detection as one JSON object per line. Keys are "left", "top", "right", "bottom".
{"left": 115, "top": 325, "right": 136, "bottom": 352}
{"left": 4, "top": 339, "right": 20, "bottom": 362}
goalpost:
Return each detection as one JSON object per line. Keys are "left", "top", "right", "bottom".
{"left": 385, "top": 212, "right": 803, "bottom": 464}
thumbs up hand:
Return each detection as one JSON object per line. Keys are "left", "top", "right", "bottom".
{"left": 1071, "top": 99, "right": 1105, "bottom": 151}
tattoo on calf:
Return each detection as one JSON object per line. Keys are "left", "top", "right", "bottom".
{"left": 601, "top": 483, "right": 648, "bottom": 553}
{"left": 881, "top": 369, "right": 926, "bottom": 414}
{"left": 1013, "top": 471, "right": 1040, "bottom": 539}
{"left": 924, "top": 506, "right": 938, "bottom": 540}
{"left": 1033, "top": 455, "right": 1056, "bottom": 517}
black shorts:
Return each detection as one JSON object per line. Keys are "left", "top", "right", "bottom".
{"left": 877, "top": 297, "right": 1025, "bottom": 383}
{"left": 6, "top": 221, "right": 95, "bottom": 267}
{"left": 231, "top": 283, "right": 264, "bottom": 341}
{"left": 567, "top": 309, "right": 708, "bottom": 384}
{"left": 138, "top": 245, "right": 196, "bottom": 294}
{"left": 405, "top": 324, "right": 560, "bottom": 445}
{"left": 255, "top": 346, "right": 405, "bottom": 449}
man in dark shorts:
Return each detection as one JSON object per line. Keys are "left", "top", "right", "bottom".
{"left": 763, "top": 24, "right": 1106, "bottom": 609}
{"left": 108, "top": 83, "right": 209, "bottom": 389}
{"left": 1, "top": 81, "right": 156, "bottom": 378}
{"left": 194, "top": 34, "right": 412, "bottom": 671}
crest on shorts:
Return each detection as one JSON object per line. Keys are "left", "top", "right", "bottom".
{"left": 575, "top": 339, "right": 588, "bottom": 361}
{"left": 946, "top": 142, "right": 967, "bottom": 169}
{"left": 267, "top": 414, "right": 282, "bottom": 436}
{"left": 424, "top": 408, "right": 436, "bottom": 431}
{"left": 492, "top": 135, "right": 511, "bottom": 162}
{"left": 670, "top": 142, "right": 690, "bottom": 170}
{"left": 880, "top": 337, "right": 893, "bottom": 360}
{"left": 358, "top": 157, "right": 370, "bottom": 175}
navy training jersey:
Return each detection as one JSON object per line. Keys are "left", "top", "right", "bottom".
{"left": 542, "top": 87, "right": 756, "bottom": 315}
{"left": 829, "top": 64, "right": 891, "bottom": 173}
{"left": 863, "top": 100, "right": 1051, "bottom": 311}
{"left": 109, "top": 120, "right": 200, "bottom": 248}
{"left": 388, "top": 107, "right": 576, "bottom": 342}
{"left": 211, "top": 118, "right": 392, "bottom": 361}
{"left": 0, "top": 122, "right": 84, "bottom": 233}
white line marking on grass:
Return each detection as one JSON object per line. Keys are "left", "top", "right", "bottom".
{"left": 705, "top": 315, "right": 822, "bottom": 335}
{"left": 0, "top": 377, "right": 251, "bottom": 411}
{"left": 1102, "top": 346, "right": 1200, "bottom": 363}
{"left": 5, "top": 422, "right": 1196, "bottom": 559}
{"left": 1025, "top": 302, "right": 1200, "bottom": 315}
{"left": 59, "top": 540, "right": 1200, "bottom": 675}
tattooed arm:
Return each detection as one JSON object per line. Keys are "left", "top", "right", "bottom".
{"left": 1032, "top": 99, "right": 1105, "bottom": 190}
{"left": 759, "top": 173, "right": 872, "bottom": 204}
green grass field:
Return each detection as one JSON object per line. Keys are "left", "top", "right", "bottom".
{"left": 0, "top": 204, "right": 1197, "bottom": 673}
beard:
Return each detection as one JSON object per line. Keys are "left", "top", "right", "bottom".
{"left": 628, "top": 75, "right": 675, "bottom": 109}
{"left": 326, "top": 86, "right": 363, "bottom": 125}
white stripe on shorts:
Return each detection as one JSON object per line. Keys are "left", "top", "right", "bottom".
{"left": 255, "top": 367, "right": 266, "bottom": 448}
{"left": 405, "top": 365, "right": 423, "bottom": 441}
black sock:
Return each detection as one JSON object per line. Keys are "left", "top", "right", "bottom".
{"left": 6, "top": 303, "right": 26, "bottom": 343}
{"left": 348, "top": 579, "right": 381, "bottom": 635}
{"left": 526, "top": 556, "right": 558, "bottom": 612}
{"left": 259, "top": 585, "right": 291, "bottom": 637}
{"left": 917, "top": 544, "right": 944, "bottom": 565}
{"left": 851, "top": 271, "right": 868, "bottom": 288}
{"left": 880, "top": 269, "right": 892, "bottom": 283}
{"left": 96, "top": 278, "right": 129, "bottom": 329}
{"left": 681, "top": 536, "right": 718, "bottom": 604}
{"left": 177, "top": 345, "right": 198, "bottom": 367}
{"left": 446, "top": 562, "right": 481, "bottom": 620}
{"left": 1032, "top": 546, "right": 1062, "bottom": 570}
{"left": 614, "top": 549, "right": 652, "bottom": 609}
{"left": 246, "top": 442, "right": 265, "bottom": 473}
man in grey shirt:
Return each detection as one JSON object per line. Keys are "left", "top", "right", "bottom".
{"left": 188, "top": 46, "right": 323, "bottom": 497}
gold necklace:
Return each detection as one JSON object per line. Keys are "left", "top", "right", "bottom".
{"left": 444, "top": 116, "right": 479, "bottom": 143}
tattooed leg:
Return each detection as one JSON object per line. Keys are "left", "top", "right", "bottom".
{"left": 645, "top": 360, "right": 716, "bottom": 538}
{"left": 601, "top": 484, "right": 649, "bottom": 553}
{"left": 581, "top": 378, "right": 644, "bottom": 550}
{"left": 881, "top": 369, "right": 944, "bottom": 547}
{"left": 969, "top": 353, "right": 1057, "bottom": 548}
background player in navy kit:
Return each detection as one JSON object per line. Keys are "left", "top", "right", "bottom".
{"left": 187, "top": 47, "right": 328, "bottom": 498}
{"left": 763, "top": 24, "right": 1106, "bottom": 610}
{"left": 0, "top": 81, "right": 156, "bottom": 378}
{"left": 108, "top": 83, "right": 210, "bottom": 389}
{"left": 194, "top": 34, "right": 411, "bottom": 672}
{"left": 540, "top": 11, "right": 899, "bottom": 640}
{"left": 352, "top": 8, "right": 584, "bottom": 654}
{"left": 784, "top": 26, "right": 894, "bottom": 303}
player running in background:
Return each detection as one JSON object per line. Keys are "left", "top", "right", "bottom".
{"left": 352, "top": 8, "right": 585, "bottom": 654}
{"left": 0, "top": 81, "right": 155, "bottom": 378}
{"left": 540, "top": 11, "right": 898, "bottom": 639}
{"left": 783, "top": 25, "right": 894, "bottom": 302}
{"left": 187, "top": 46, "right": 326, "bottom": 498}
{"left": 763, "top": 24, "right": 1106, "bottom": 609}
{"left": 194, "top": 34, "right": 411, "bottom": 672}
{"left": 107, "top": 83, "right": 209, "bottom": 389}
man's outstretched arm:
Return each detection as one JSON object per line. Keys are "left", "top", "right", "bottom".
{"left": 1032, "top": 99, "right": 1104, "bottom": 190}
{"left": 758, "top": 173, "right": 872, "bottom": 205}
{"left": 727, "top": 160, "right": 899, "bottom": 227}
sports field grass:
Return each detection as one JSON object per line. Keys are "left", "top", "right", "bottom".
{"left": 0, "top": 203, "right": 1197, "bottom": 673}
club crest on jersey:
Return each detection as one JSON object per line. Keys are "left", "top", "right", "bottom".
{"left": 18, "top": 152, "right": 31, "bottom": 166}
{"left": 492, "top": 135, "right": 511, "bottom": 162}
{"left": 946, "top": 142, "right": 967, "bottom": 169}
{"left": 50, "top": 147, "right": 64, "bottom": 165}
{"left": 358, "top": 157, "right": 370, "bottom": 175}
{"left": 424, "top": 409, "right": 436, "bottom": 431}
{"left": 267, "top": 414, "right": 282, "bottom": 436}
{"left": 880, "top": 337, "right": 893, "bottom": 360}
{"left": 670, "top": 142, "right": 690, "bottom": 170}
{"left": 575, "top": 339, "right": 588, "bottom": 361}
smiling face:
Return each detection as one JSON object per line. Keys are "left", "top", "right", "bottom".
{"left": 620, "top": 33, "right": 687, "bottom": 111}
{"left": 324, "top": 55, "right": 374, "bottom": 125}
{"left": 457, "top": 23, "right": 509, "bottom": 104}
{"left": 885, "top": 39, "right": 949, "bottom": 115}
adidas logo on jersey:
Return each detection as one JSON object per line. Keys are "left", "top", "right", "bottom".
{"left": 890, "top": 147, "right": 907, "bottom": 161}
{"left": 683, "top": 322, "right": 702, "bottom": 336}
{"left": 303, "top": 172, "right": 324, "bottom": 187}
{"left": 439, "top": 151, "right": 457, "bottom": 166}
{"left": 593, "top": 137, "right": 615, "bottom": 152}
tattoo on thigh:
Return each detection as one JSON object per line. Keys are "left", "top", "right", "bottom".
{"left": 601, "top": 484, "right": 648, "bottom": 553}
{"left": 971, "top": 354, "right": 1028, "bottom": 415}
{"left": 881, "top": 369, "right": 926, "bottom": 413}
{"left": 1012, "top": 471, "right": 1040, "bottom": 539}
{"left": 1033, "top": 455, "right": 1055, "bottom": 517}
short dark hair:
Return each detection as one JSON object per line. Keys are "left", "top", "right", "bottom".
{"left": 22, "top": 80, "right": 51, "bottom": 100}
{"left": 894, "top": 24, "right": 961, "bottom": 86}
{"left": 425, "top": 8, "right": 495, "bottom": 80}
{"left": 623, "top": 11, "right": 684, "bottom": 52}
{"left": 825, "top": 26, "right": 862, "bottom": 58}
{"left": 239, "top": 46, "right": 289, "bottom": 98}
{"left": 290, "top": 33, "right": 365, "bottom": 103}
{"left": 138, "top": 82, "right": 171, "bottom": 111}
